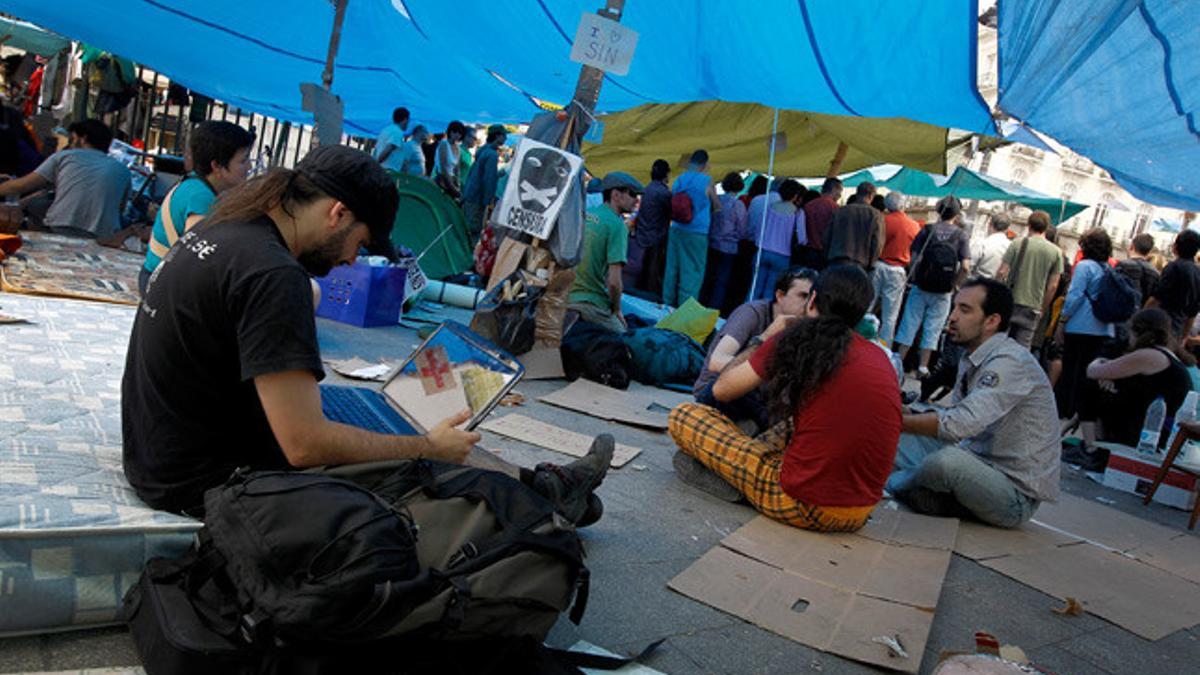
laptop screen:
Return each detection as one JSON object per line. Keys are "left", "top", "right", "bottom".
{"left": 381, "top": 321, "right": 522, "bottom": 433}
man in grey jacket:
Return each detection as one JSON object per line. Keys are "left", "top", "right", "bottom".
{"left": 887, "top": 277, "right": 1060, "bottom": 528}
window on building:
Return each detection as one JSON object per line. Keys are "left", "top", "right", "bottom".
{"left": 1133, "top": 203, "right": 1155, "bottom": 236}
{"left": 1091, "top": 192, "right": 1115, "bottom": 229}
{"left": 1011, "top": 167, "right": 1028, "bottom": 184}
{"left": 1061, "top": 182, "right": 1078, "bottom": 200}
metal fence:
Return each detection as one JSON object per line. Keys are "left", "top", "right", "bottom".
{"left": 90, "top": 64, "right": 371, "bottom": 172}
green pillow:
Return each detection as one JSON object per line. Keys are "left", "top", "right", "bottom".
{"left": 656, "top": 297, "right": 720, "bottom": 345}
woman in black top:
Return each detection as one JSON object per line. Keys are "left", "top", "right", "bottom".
{"left": 1085, "top": 308, "right": 1193, "bottom": 448}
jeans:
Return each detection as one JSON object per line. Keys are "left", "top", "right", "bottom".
{"left": 894, "top": 287, "right": 951, "bottom": 350}
{"left": 872, "top": 263, "right": 907, "bottom": 345}
{"left": 462, "top": 201, "right": 487, "bottom": 243}
{"left": 1007, "top": 304, "right": 1042, "bottom": 349}
{"left": 700, "top": 248, "right": 737, "bottom": 310}
{"left": 695, "top": 379, "right": 768, "bottom": 432}
{"left": 663, "top": 229, "right": 708, "bottom": 308}
{"left": 752, "top": 250, "right": 791, "bottom": 301}
{"left": 887, "top": 434, "right": 1039, "bottom": 528}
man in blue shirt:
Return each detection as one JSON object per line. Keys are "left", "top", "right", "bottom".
{"left": 462, "top": 124, "right": 507, "bottom": 243}
{"left": 140, "top": 121, "right": 255, "bottom": 294}
{"left": 663, "top": 149, "right": 720, "bottom": 308}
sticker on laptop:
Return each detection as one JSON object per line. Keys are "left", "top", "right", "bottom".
{"left": 414, "top": 345, "right": 457, "bottom": 395}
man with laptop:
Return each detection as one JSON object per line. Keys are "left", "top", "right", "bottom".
{"left": 122, "top": 145, "right": 611, "bottom": 525}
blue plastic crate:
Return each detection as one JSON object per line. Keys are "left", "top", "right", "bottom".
{"left": 315, "top": 261, "right": 407, "bottom": 327}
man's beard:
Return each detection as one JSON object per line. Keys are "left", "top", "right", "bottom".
{"left": 298, "top": 226, "right": 356, "bottom": 277}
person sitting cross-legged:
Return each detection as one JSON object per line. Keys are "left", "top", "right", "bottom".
{"left": 692, "top": 266, "right": 818, "bottom": 432}
{"left": 123, "top": 145, "right": 612, "bottom": 526}
{"left": 669, "top": 264, "right": 901, "bottom": 531}
{"left": 888, "top": 278, "right": 1061, "bottom": 528}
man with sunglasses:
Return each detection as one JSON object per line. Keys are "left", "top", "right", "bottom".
{"left": 567, "top": 172, "right": 644, "bottom": 333}
{"left": 693, "top": 266, "right": 819, "bottom": 430}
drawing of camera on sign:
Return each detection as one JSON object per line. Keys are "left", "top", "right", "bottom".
{"left": 495, "top": 138, "right": 584, "bottom": 240}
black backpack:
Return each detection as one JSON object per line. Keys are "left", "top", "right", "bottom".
{"left": 122, "top": 461, "right": 597, "bottom": 673}
{"left": 913, "top": 228, "right": 961, "bottom": 293}
{"left": 1087, "top": 264, "right": 1141, "bottom": 323}
{"left": 561, "top": 320, "right": 632, "bottom": 389}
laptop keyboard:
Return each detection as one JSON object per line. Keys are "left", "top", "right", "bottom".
{"left": 320, "top": 386, "right": 395, "bottom": 435}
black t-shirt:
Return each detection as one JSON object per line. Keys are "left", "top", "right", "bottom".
{"left": 1115, "top": 258, "right": 1159, "bottom": 306}
{"left": 1153, "top": 258, "right": 1200, "bottom": 336}
{"left": 122, "top": 216, "right": 323, "bottom": 513}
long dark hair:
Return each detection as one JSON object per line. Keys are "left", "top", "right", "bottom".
{"left": 766, "top": 265, "right": 874, "bottom": 423}
{"left": 1129, "top": 307, "right": 1196, "bottom": 365}
{"left": 203, "top": 168, "right": 327, "bottom": 228}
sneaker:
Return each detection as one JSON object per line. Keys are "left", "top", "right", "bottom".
{"left": 1061, "top": 441, "right": 1110, "bottom": 473}
{"left": 672, "top": 451, "right": 743, "bottom": 503}
{"left": 917, "top": 366, "right": 931, "bottom": 379}
{"left": 531, "top": 434, "right": 614, "bottom": 525}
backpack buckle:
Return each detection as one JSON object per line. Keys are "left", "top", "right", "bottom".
{"left": 446, "top": 541, "right": 478, "bottom": 569}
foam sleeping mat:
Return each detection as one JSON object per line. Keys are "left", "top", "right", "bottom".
{"left": 0, "top": 294, "right": 198, "bottom": 636}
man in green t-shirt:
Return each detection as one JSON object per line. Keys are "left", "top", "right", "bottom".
{"left": 140, "top": 121, "right": 255, "bottom": 294}
{"left": 996, "top": 210, "right": 1064, "bottom": 348}
{"left": 567, "top": 172, "right": 644, "bottom": 333}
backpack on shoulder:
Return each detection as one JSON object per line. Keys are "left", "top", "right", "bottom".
{"left": 670, "top": 191, "right": 694, "bottom": 224}
{"left": 1087, "top": 265, "right": 1141, "bottom": 323}
{"left": 912, "top": 232, "right": 960, "bottom": 293}
{"left": 122, "top": 460, "right": 605, "bottom": 674}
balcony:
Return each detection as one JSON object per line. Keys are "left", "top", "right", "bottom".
{"left": 1012, "top": 145, "right": 1045, "bottom": 160}
{"left": 1062, "top": 156, "right": 1094, "bottom": 176}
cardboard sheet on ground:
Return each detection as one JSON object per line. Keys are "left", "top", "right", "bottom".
{"left": 669, "top": 511, "right": 958, "bottom": 673}
{"left": 982, "top": 542, "right": 1200, "bottom": 641}
{"left": 479, "top": 414, "right": 640, "bottom": 468}
{"left": 952, "top": 493, "right": 1200, "bottom": 639}
{"left": 538, "top": 380, "right": 691, "bottom": 430}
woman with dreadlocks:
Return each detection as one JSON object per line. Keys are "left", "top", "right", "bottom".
{"left": 669, "top": 264, "right": 901, "bottom": 531}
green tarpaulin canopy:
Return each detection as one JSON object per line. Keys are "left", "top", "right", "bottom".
{"left": 876, "top": 166, "right": 947, "bottom": 196}
{"left": 867, "top": 165, "right": 1090, "bottom": 225}
{"left": 582, "top": 101, "right": 971, "bottom": 182}
{"left": 940, "top": 167, "right": 1089, "bottom": 224}
{"left": 0, "top": 17, "right": 69, "bottom": 56}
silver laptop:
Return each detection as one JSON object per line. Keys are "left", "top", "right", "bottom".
{"left": 320, "top": 320, "right": 523, "bottom": 435}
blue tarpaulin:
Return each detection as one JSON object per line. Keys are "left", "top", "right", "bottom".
{"left": 3, "top": 1, "right": 995, "bottom": 136}
{"left": 998, "top": 1, "right": 1200, "bottom": 210}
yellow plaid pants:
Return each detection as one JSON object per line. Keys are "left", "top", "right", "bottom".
{"left": 668, "top": 402, "right": 874, "bottom": 532}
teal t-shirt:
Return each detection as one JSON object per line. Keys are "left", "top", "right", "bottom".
{"left": 144, "top": 175, "right": 216, "bottom": 273}
{"left": 568, "top": 205, "right": 629, "bottom": 311}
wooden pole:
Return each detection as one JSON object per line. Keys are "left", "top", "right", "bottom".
{"left": 322, "top": 0, "right": 348, "bottom": 91}
{"left": 311, "top": 0, "right": 348, "bottom": 149}
{"left": 826, "top": 141, "right": 849, "bottom": 178}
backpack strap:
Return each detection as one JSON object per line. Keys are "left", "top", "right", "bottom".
{"left": 1006, "top": 237, "right": 1030, "bottom": 290}
{"left": 546, "top": 638, "right": 665, "bottom": 671}
{"left": 906, "top": 225, "right": 935, "bottom": 285}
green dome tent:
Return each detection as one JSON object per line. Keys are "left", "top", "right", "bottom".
{"left": 388, "top": 174, "right": 473, "bottom": 281}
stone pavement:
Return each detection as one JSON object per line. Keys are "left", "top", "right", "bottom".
{"left": 2, "top": 313, "right": 1199, "bottom": 674}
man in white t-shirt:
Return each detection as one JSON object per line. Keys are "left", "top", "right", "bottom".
{"left": 372, "top": 106, "right": 410, "bottom": 172}
{"left": 971, "top": 214, "right": 1012, "bottom": 279}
